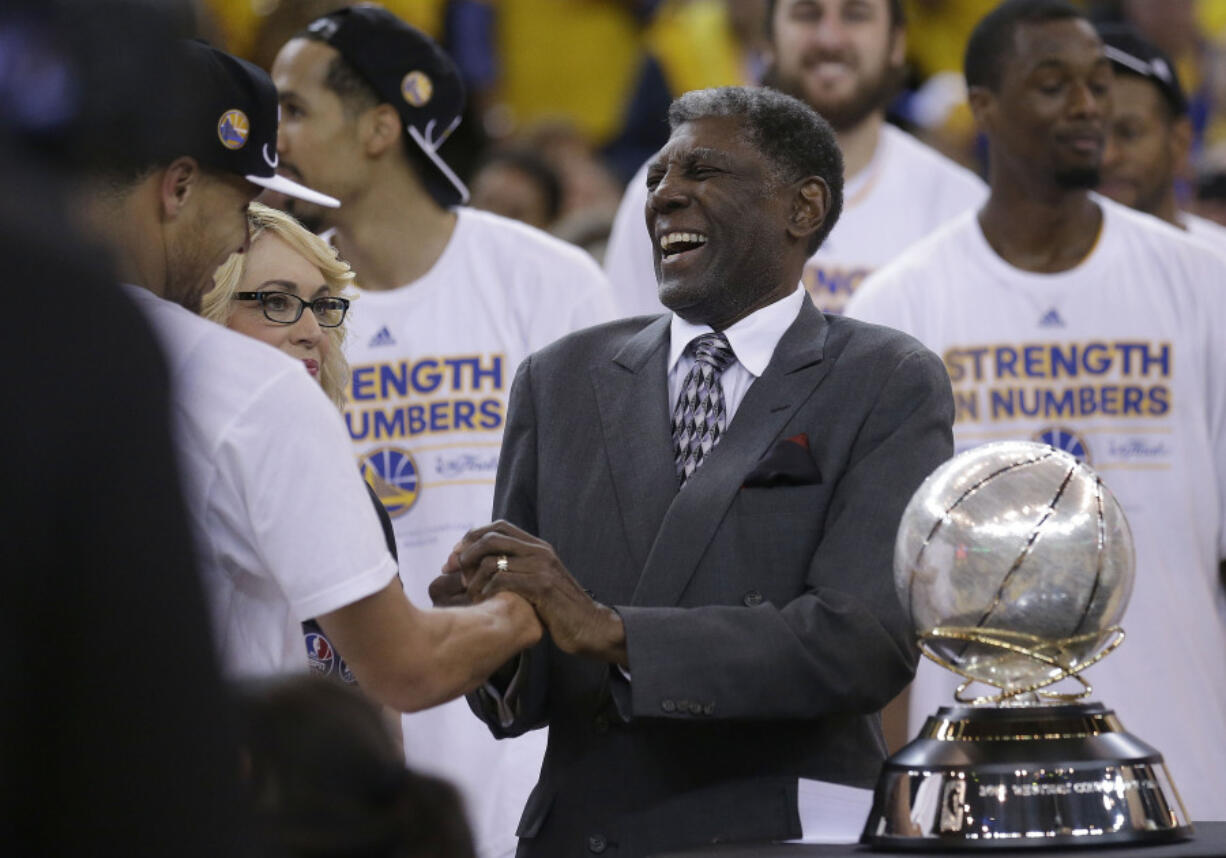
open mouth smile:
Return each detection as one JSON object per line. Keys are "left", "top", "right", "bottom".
{"left": 659, "top": 231, "right": 708, "bottom": 259}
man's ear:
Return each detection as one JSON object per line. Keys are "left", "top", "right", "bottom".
{"left": 788, "top": 176, "right": 829, "bottom": 242}
{"left": 889, "top": 25, "right": 907, "bottom": 69}
{"left": 363, "top": 103, "right": 404, "bottom": 157}
{"left": 1171, "top": 114, "right": 1194, "bottom": 176}
{"left": 159, "top": 156, "right": 201, "bottom": 222}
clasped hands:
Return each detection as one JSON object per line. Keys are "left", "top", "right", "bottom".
{"left": 429, "top": 520, "right": 627, "bottom": 666}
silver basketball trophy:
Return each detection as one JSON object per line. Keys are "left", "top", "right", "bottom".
{"left": 862, "top": 441, "right": 1192, "bottom": 850}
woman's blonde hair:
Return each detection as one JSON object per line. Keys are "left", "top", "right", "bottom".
{"left": 202, "top": 202, "right": 355, "bottom": 408}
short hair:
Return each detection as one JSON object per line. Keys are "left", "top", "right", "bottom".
{"left": 965, "top": 0, "right": 1086, "bottom": 92}
{"left": 668, "top": 86, "right": 844, "bottom": 253}
{"left": 297, "top": 29, "right": 442, "bottom": 196}
{"left": 237, "top": 677, "right": 477, "bottom": 858}
{"left": 201, "top": 202, "right": 355, "bottom": 408}
{"left": 309, "top": 39, "right": 381, "bottom": 117}
{"left": 765, "top": 0, "right": 905, "bottom": 40}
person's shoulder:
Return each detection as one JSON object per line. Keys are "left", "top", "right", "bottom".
{"left": 827, "top": 311, "right": 939, "bottom": 363}
{"left": 864, "top": 209, "right": 976, "bottom": 286}
{"left": 132, "top": 292, "right": 307, "bottom": 398}
{"left": 530, "top": 313, "right": 667, "bottom": 367}
{"left": 1182, "top": 210, "right": 1226, "bottom": 246}
{"left": 844, "top": 210, "right": 976, "bottom": 321}
{"left": 1101, "top": 196, "right": 1225, "bottom": 264}
{"left": 881, "top": 125, "right": 986, "bottom": 193}
{"left": 456, "top": 207, "right": 604, "bottom": 276}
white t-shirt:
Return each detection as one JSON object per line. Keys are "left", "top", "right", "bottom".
{"left": 1181, "top": 209, "right": 1226, "bottom": 246}
{"left": 340, "top": 207, "right": 615, "bottom": 858}
{"left": 845, "top": 198, "right": 1226, "bottom": 821}
{"left": 126, "top": 287, "right": 397, "bottom": 677}
{"left": 603, "top": 123, "right": 986, "bottom": 317}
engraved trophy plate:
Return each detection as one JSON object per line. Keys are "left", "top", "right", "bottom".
{"left": 863, "top": 442, "right": 1192, "bottom": 850}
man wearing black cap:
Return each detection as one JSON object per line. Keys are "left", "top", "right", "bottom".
{"left": 78, "top": 39, "right": 541, "bottom": 710}
{"left": 1097, "top": 23, "right": 1226, "bottom": 243}
{"left": 271, "top": 9, "right": 614, "bottom": 856}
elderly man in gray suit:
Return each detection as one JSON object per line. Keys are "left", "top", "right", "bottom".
{"left": 432, "top": 86, "right": 954, "bottom": 858}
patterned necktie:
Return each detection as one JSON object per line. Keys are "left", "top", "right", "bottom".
{"left": 671, "top": 332, "right": 736, "bottom": 487}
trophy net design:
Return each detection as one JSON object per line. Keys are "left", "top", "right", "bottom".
{"left": 862, "top": 441, "right": 1192, "bottom": 850}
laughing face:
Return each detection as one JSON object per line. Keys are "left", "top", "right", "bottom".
{"left": 645, "top": 115, "right": 799, "bottom": 329}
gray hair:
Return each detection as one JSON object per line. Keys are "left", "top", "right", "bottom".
{"left": 669, "top": 87, "right": 844, "bottom": 252}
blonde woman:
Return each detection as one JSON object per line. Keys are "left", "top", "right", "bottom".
{"left": 204, "top": 202, "right": 353, "bottom": 408}
{"left": 204, "top": 202, "right": 395, "bottom": 684}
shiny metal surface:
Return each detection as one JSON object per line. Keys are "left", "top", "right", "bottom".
{"left": 867, "top": 444, "right": 1190, "bottom": 850}
{"left": 894, "top": 442, "right": 1135, "bottom": 701}
{"left": 862, "top": 705, "right": 1193, "bottom": 851}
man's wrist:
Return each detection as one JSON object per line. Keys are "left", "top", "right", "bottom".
{"left": 490, "top": 592, "right": 542, "bottom": 648}
{"left": 579, "top": 603, "right": 627, "bottom": 666}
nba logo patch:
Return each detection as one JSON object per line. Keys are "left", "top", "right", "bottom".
{"left": 360, "top": 446, "right": 421, "bottom": 517}
{"left": 401, "top": 71, "right": 433, "bottom": 107}
{"left": 305, "top": 631, "right": 336, "bottom": 675}
{"left": 217, "top": 109, "right": 250, "bottom": 150}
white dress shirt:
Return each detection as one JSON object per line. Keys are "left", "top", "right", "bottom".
{"left": 667, "top": 286, "right": 806, "bottom": 419}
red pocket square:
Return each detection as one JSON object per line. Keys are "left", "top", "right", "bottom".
{"left": 743, "top": 433, "right": 822, "bottom": 487}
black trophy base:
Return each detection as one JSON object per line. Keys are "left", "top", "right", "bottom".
{"left": 862, "top": 702, "right": 1193, "bottom": 851}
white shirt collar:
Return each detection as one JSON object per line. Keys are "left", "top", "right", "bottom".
{"left": 668, "top": 286, "right": 805, "bottom": 378}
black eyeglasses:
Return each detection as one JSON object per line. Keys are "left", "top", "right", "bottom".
{"left": 234, "top": 291, "right": 350, "bottom": 328}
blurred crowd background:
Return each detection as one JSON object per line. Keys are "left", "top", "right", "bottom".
{"left": 189, "top": 0, "right": 1226, "bottom": 260}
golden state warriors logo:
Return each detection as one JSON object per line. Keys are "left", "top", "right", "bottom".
{"left": 401, "top": 71, "right": 433, "bottom": 107}
{"left": 217, "top": 109, "right": 250, "bottom": 150}
{"left": 360, "top": 445, "right": 420, "bottom": 517}
{"left": 1035, "top": 426, "right": 1092, "bottom": 464}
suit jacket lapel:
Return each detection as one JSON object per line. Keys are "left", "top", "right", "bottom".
{"left": 590, "top": 316, "right": 678, "bottom": 575}
{"left": 631, "top": 300, "right": 834, "bottom": 607}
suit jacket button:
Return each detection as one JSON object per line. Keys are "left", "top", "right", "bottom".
{"left": 588, "top": 834, "right": 608, "bottom": 853}
{"left": 703, "top": 702, "right": 716, "bottom": 715}
{"left": 661, "top": 699, "right": 676, "bottom": 713}
{"left": 743, "top": 590, "right": 764, "bottom": 607}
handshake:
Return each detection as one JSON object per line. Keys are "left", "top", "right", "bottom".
{"left": 429, "top": 520, "right": 628, "bottom": 666}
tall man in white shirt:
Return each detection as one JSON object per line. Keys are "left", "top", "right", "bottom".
{"left": 604, "top": 0, "right": 986, "bottom": 317}
{"left": 1095, "top": 23, "right": 1226, "bottom": 244}
{"left": 433, "top": 85, "right": 954, "bottom": 858}
{"left": 77, "top": 39, "right": 541, "bottom": 708}
{"left": 270, "top": 9, "right": 614, "bottom": 856}
{"left": 846, "top": 0, "right": 1226, "bottom": 820}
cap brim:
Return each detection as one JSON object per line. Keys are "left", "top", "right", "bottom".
{"left": 246, "top": 172, "right": 340, "bottom": 208}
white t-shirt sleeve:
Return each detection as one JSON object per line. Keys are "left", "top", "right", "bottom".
{"left": 1189, "top": 250, "right": 1226, "bottom": 561}
{"left": 844, "top": 262, "right": 916, "bottom": 331}
{"left": 218, "top": 368, "right": 398, "bottom": 621}
{"left": 562, "top": 256, "right": 618, "bottom": 332}
{"left": 604, "top": 160, "right": 664, "bottom": 318}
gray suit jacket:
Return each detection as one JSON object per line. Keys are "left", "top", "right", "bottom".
{"left": 470, "top": 300, "right": 954, "bottom": 857}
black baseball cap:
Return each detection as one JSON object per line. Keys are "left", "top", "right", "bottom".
{"left": 178, "top": 40, "right": 339, "bottom": 207}
{"left": 1098, "top": 24, "right": 1188, "bottom": 117}
{"left": 304, "top": 5, "right": 469, "bottom": 206}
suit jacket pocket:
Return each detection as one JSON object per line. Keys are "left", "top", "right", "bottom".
{"left": 726, "top": 484, "right": 828, "bottom": 604}
{"left": 737, "top": 481, "right": 828, "bottom": 518}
